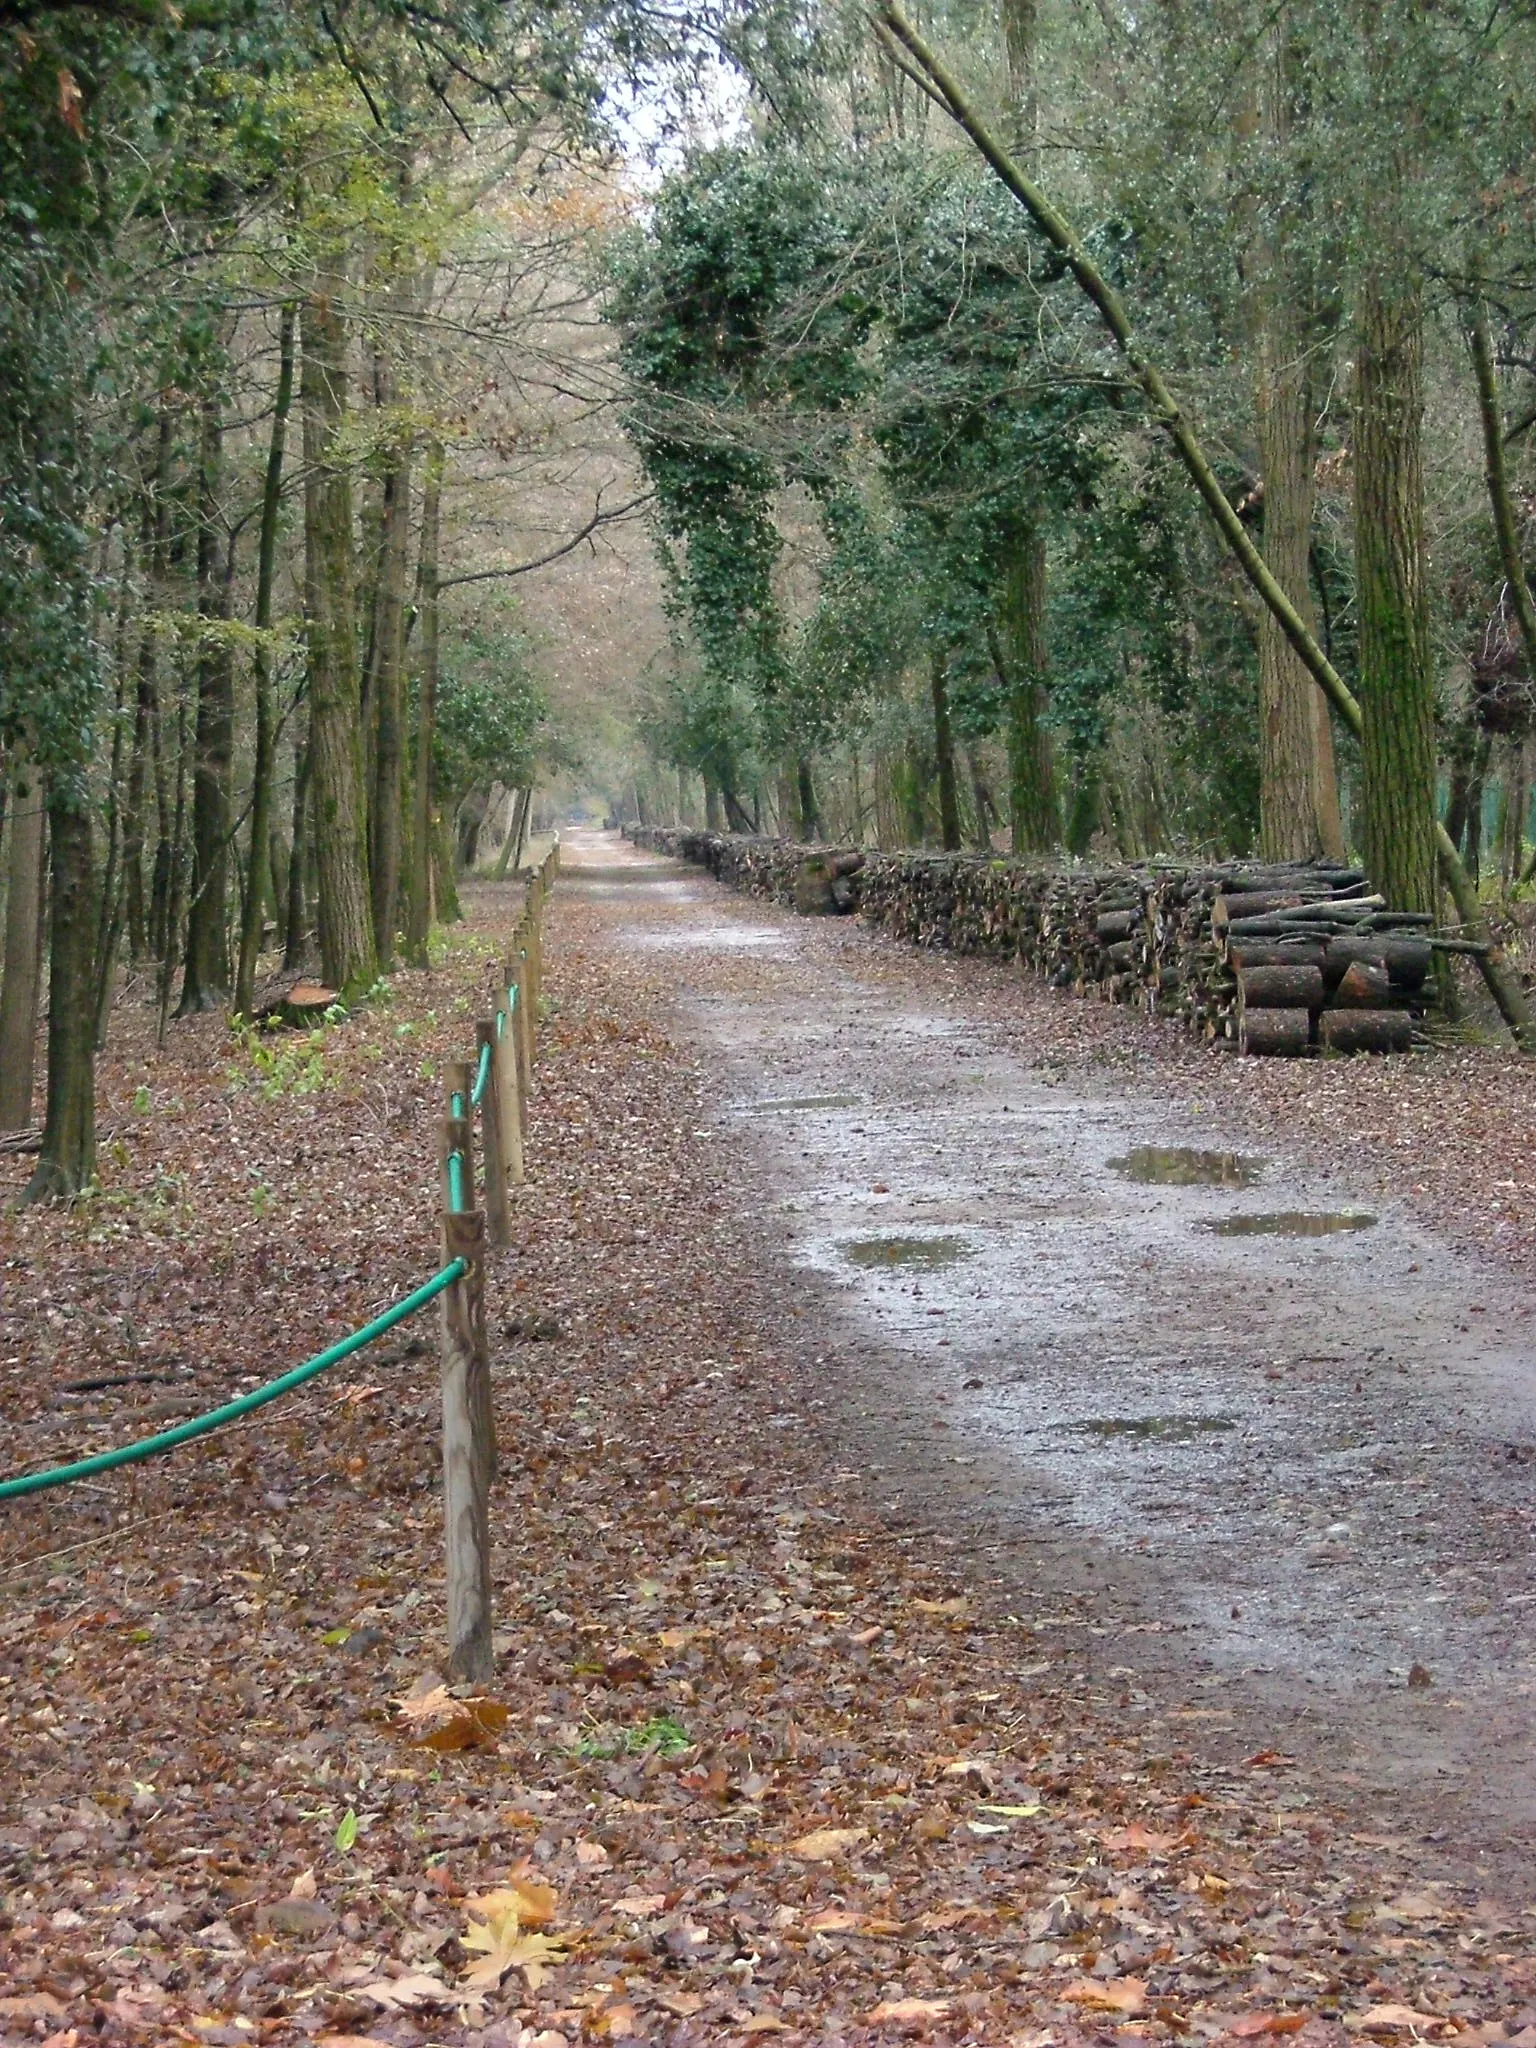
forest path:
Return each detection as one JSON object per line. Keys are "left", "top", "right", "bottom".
{"left": 559, "top": 828, "right": 1536, "bottom": 1892}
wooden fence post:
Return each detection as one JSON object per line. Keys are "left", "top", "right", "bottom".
{"left": 444, "top": 1060, "right": 476, "bottom": 1199}
{"left": 495, "top": 983, "right": 525, "bottom": 1184}
{"left": 477, "top": 1019, "right": 510, "bottom": 1247}
{"left": 513, "top": 932, "right": 536, "bottom": 1076}
{"left": 438, "top": 1118, "right": 494, "bottom": 1684}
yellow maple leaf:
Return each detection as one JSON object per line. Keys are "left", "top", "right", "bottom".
{"left": 460, "top": 1889, "right": 569, "bottom": 1993}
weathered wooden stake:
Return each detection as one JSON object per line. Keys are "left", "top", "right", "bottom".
{"left": 476, "top": 1019, "right": 510, "bottom": 1247}
{"left": 438, "top": 1133, "right": 494, "bottom": 1684}
{"left": 495, "top": 987, "right": 525, "bottom": 1184}
{"left": 444, "top": 1060, "right": 475, "bottom": 1202}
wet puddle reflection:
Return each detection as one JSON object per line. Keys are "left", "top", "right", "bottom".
{"left": 1057, "top": 1415, "right": 1236, "bottom": 1443}
{"left": 750, "top": 1094, "right": 861, "bottom": 1113}
{"left": 1111, "top": 1146, "right": 1266, "bottom": 1188}
{"left": 1205, "top": 1211, "right": 1377, "bottom": 1238}
{"left": 843, "top": 1235, "right": 974, "bottom": 1269}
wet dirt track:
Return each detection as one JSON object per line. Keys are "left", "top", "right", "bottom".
{"left": 559, "top": 830, "right": 1536, "bottom": 1893}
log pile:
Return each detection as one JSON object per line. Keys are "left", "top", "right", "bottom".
{"left": 627, "top": 830, "right": 1437, "bottom": 1056}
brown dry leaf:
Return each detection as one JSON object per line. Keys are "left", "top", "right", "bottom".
{"left": 1227, "top": 2015, "right": 1311, "bottom": 2038}
{"left": 787, "top": 1824, "right": 869, "bottom": 1860}
{"left": 0, "top": 1995, "right": 67, "bottom": 2021}
{"left": 357, "top": 1973, "right": 454, "bottom": 2011}
{"left": 396, "top": 1685, "right": 509, "bottom": 1751}
{"left": 806, "top": 1908, "right": 866, "bottom": 1932}
{"left": 657, "top": 1990, "right": 706, "bottom": 2018}
{"left": 575, "top": 1838, "right": 610, "bottom": 1868}
{"left": 289, "top": 1868, "right": 317, "bottom": 1900}
{"left": 1349, "top": 2006, "right": 1454, "bottom": 2035}
{"left": 614, "top": 1891, "right": 668, "bottom": 1917}
{"left": 1060, "top": 1976, "right": 1148, "bottom": 2016}
{"left": 912, "top": 1597, "right": 969, "bottom": 1618}
{"left": 737, "top": 2016, "right": 789, "bottom": 2034}
{"left": 866, "top": 1996, "right": 953, "bottom": 2027}
{"left": 317, "top": 2038, "right": 396, "bottom": 2048}
{"left": 1103, "top": 1821, "right": 1176, "bottom": 1853}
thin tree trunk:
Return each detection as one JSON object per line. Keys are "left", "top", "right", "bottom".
{"left": 1465, "top": 729, "right": 1491, "bottom": 882}
{"left": 406, "top": 438, "right": 443, "bottom": 967}
{"left": 156, "top": 693, "right": 191, "bottom": 1043}
{"left": 1468, "top": 289, "right": 1536, "bottom": 692}
{"left": 704, "top": 780, "right": 723, "bottom": 831}
{"left": 237, "top": 302, "right": 296, "bottom": 1016}
{"left": 995, "top": 530, "right": 1056, "bottom": 852}
{"left": 930, "top": 648, "right": 962, "bottom": 850}
{"left": 965, "top": 746, "right": 995, "bottom": 852}
{"left": 493, "top": 786, "right": 531, "bottom": 879}
{"left": 1353, "top": 263, "right": 1437, "bottom": 914}
{"left": 301, "top": 289, "right": 377, "bottom": 997}
{"left": 0, "top": 760, "right": 45, "bottom": 1130}
{"left": 124, "top": 409, "right": 172, "bottom": 963}
{"left": 180, "top": 393, "right": 236, "bottom": 1011}
{"left": 284, "top": 739, "right": 311, "bottom": 969}
{"left": 795, "top": 754, "right": 822, "bottom": 840}
{"left": 24, "top": 789, "right": 95, "bottom": 1202}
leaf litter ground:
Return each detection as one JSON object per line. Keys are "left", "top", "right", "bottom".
{"left": 0, "top": 872, "right": 1533, "bottom": 2046}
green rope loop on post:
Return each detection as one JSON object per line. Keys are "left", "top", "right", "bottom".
{"left": 470, "top": 1039, "right": 493, "bottom": 1108}
{"left": 0, "top": 1261, "right": 467, "bottom": 1502}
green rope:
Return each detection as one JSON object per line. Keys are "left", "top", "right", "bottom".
{"left": 0, "top": 1261, "right": 467, "bottom": 1502}
{"left": 470, "top": 1038, "right": 493, "bottom": 1107}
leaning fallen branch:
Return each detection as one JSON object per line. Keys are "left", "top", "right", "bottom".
{"left": 872, "top": 1, "right": 1535, "bottom": 1054}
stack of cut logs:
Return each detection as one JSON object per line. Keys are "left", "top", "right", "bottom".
{"left": 627, "top": 831, "right": 1438, "bottom": 1056}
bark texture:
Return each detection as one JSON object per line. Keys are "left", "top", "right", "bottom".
{"left": 406, "top": 439, "right": 443, "bottom": 967}
{"left": 180, "top": 396, "right": 236, "bottom": 1011}
{"left": 0, "top": 761, "right": 45, "bottom": 1130}
{"left": 997, "top": 530, "right": 1057, "bottom": 853}
{"left": 1353, "top": 265, "right": 1437, "bottom": 913}
{"left": 301, "top": 290, "right": 377, "bottom": 997}
{"left": 25, "top": 789, "right": 95, "bottom": 1201}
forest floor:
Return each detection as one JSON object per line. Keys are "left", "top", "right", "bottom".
{"left": 0, "top": 835, "right": 1534, "bottom": 2047}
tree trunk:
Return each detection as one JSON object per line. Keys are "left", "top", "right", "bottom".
{"left": 1353, "top": 264, "right": 1437, "bottom": 914}
{"left": 301, "top": 290, "right": 377, "bottom": 998}
{"left": 704, "top": 780, "right": 724, "bottom": 831}
{"left": 930, "top": 648, "right": 962, "bottom": 850}
{"left": 124, "top": 409, "right": 172, "bottom": 964}
{"left": 406, "top": 438, "right": 442, "bottom": 967}
{"left": 796, "top": 754, "right": 822, "bottom": 840}
{"left": 24, "top": 789, "right": 95, "bottom": 1202}
{"left": 237, "top": 302, "right": 296, "bottom": 1016}
{"left": 0, "top": 760, "right": 45, "bottom": 1130}
{"left": 284, "top": 739, "right": 311, "bottom": 969}
{"left": 156, "top": 692, "right": 191, "bottom": 1043}
{"left": 368, "top": 399, "right": 412, "bottom": 967}
{"left": 995, "top": 530, "right": 1056, "bottom": 852}
{"left": 180, "top": 393, "right": 237, "bottom": 1012}
{"left": 1244, "top": 20, "right": 1344, "bottom": 863}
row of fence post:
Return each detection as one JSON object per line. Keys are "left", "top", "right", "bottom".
{"left": 437, "top": 839, "right": 559, "bottom": 1681}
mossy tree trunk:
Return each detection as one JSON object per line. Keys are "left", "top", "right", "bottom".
{"left": 180, "top": 392, "right": 236, "bottom": 1012}
{"left": 996, "top": 530, "right": 1056, "bottom": 853}
{"left": 24, "top": 788, "right": 95, "bottom": 1202}
{"left": 302, "top": 289, "right": 377, "bottom": 997}
{"left": 1352, "top": 263, "right": 1437, "bottom": 913}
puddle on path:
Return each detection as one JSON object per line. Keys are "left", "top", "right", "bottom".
{"left": 747, "top": 1094, "right": 862, "bottom": 1113}
{"left": 843, "top": 1235, "right": 974, "bottom": 1269}
{"left": 1056, "top": 1415, "right": 1237, "bottom": 1443}
{"left": 1205, "top": 1211, "right": 1377, "bottom": 1238}
{"left": 631, "top": 926, "right": 786, "bottom": 951}
{"left": 1111, "top": 1146, "right": 1266, "bottom": 1188}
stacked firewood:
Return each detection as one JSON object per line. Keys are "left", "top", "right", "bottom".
{"left": 627, "top": 831, "right": 1437, "bottom": 1056}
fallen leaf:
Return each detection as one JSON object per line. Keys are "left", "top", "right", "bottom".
{"left": 977, "top": 1801, "right": 1042, "bottom": 1817}
{"left": 656, "top": 1990, "right": 705, "bottom": 2018}
{"left": 575, "top": 1838, "right": 610, "bottom": 1867}
{"left": 806, "top": 1908, "right": 866, "bottom": 1931}
{"left": 396, "top": 1685, "right": 509, "bottom": 1750}
{"left": 1243, "top": 1749, "right": 1297, "bottom": 1768}
{"left": 912, "top": 1597, "right": 969, "bottom": 1618}
{"left": 316, "top": 2038, "right": 394, "bottom": 2048}
{"left": 738, "top": 2017, "right": 789, "bottom": 2033}
{"left": 0, "top": 1996, "right": 67, "bottom": 2021}
{"left": 1103, "top": 1822, "right": 1176, "bottom": 1853}
{"left": 614, "top": 1892, "right": 668, "bottom": 1917}
{"left": 866, "top": 1996, "right": 953, "bottom": 2026}
{"left": 357, "top": 1973, "right": 454, "bottom": 2011}
{"left": 289, "top": 1868, "right": 318, "bottom": 1900}
{"left": 787, "top": 1825, "right": 869, "bottom": 1860}
{"left": 461, "top": 1887, "right": 570, "bottom": 1991}
{"left": 1227, "top": 2016, "right": 1310, "bottom": 2038}
{"left": 1060, "top": 1977, "right": 1148, "bottom": 2016}
{"left": 1349, "top": 2006, "right": 1453, "bottom": 2035}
